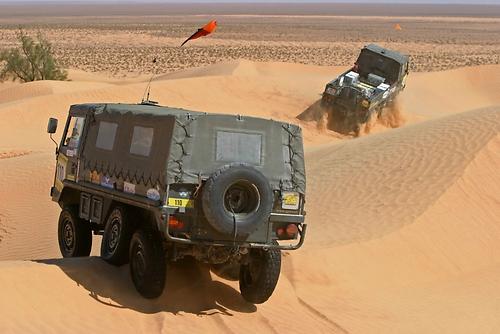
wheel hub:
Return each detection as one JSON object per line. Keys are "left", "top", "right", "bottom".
{"left": 224, "top": 180, "right": 261, "bottom": 217}
{"left": 63, "top": 220, "right": 74, "bottom": 249}
{"left": 132, "top": 246, "right": 146, "bottom": 284}
{"left": 108, "top": 219, "right": 120, "bottom": 250}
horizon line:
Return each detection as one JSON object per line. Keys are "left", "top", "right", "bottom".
{"left": 0, "top": 1, "right": 499, "bottom": 4}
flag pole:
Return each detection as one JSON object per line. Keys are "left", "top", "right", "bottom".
{"left": 141, "top": 57, "right": 158, "bottom": 105}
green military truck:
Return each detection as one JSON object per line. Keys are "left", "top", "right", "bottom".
{"left": 321, "top": 44, "right": 410, "bottom": 136}
{"left": 47, "top": 103, "right": 307, "bottom": 303}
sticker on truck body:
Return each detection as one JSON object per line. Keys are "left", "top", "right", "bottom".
{"left": 55, "top": 154, "right": 68, "bottom": 191}
{"left": 147, "top": 188, "right": 161, "bottom": 201}
{"left": 90, "top": 171, "right": 100, "bottom": 184}
{"left": 100, "top": 175, "right": 114, "bottom": 189}
{"left": 123, "top": 182, "right": 136, "bottom": 195}
{"left": 282, "top": 191, "right": 300, "bottom": 210}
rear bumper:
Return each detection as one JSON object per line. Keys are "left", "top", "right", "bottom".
{"left": 269, "top": 213, "right": 305, "bottom": 223}
{"left": 162, "top": 210, "right": 307, "bottom": 251}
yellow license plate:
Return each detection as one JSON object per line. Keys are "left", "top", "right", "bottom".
{"left": 167, "top": 197, "right": 194, "bottom": 208}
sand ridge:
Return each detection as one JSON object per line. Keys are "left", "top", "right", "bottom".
{"left": 1, "top": 61, "right": 499, "bottom": 149}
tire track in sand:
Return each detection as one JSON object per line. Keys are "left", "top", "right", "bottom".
{"left": 0, "top": 150, "right": 32, "bottom": 160}
{"left": 297, "top": 297, "right": 350, "bottom": 334}
{"left": 0, "top": 214, "right": 8, "bottom": 243}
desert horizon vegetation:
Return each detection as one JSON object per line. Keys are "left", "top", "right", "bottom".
{"left": 0, "top": 3, "right": 499, "bottom": 77}
{"left": 0, "top": 30, "right": 67, "bottom": 82}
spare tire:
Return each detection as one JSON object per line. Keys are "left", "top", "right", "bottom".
{"left": 202, "top": 163, "right": 273, "bottom": 237}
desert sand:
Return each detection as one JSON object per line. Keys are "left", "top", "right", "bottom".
{"left": 0, "top": 59, "right": 499, "bottom": 333}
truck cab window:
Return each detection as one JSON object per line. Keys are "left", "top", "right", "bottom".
{"left": 64, "top": 116, "right": 85, "bottom": 149}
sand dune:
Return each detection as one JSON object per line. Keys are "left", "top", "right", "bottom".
{"left": 0, "top": 80, "right": 115, "bottom": 105}
{"left": 295, "top": 110, "right": 500, "bottom": 332}
{"left": 401, "top": 65, "right": 500, "bottom": 119}
{"left": 305, "top": 107, "right": 500, "bottom": 246}
{"left": 1, "top": 61, "right": 499, "bottom": 149}
{"left": 0, "top": 61, "right": 499, "bottom": 333}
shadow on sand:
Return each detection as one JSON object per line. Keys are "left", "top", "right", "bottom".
{"left": 36, "top": 256, "right": 257, "bottom": 316}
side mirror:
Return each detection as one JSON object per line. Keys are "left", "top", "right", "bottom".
{"left": 47, "top": 118, "right": 59, "bottom": 154}
{"left": 47, "top": 118, "right": 58, "bottom": 134}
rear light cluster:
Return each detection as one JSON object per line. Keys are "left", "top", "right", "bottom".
{"left": 168, "top": 215, "right": 185, "bottom": 230}
{"left": 276, "top": 224, "right": 299, "bottom": 240}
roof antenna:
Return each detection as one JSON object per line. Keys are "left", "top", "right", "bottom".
{"left": 141, "top": 57, "right": 159, "bottom": 105}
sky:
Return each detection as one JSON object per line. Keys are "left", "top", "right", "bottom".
{"left": 0, "top": 0, "right": 498, "bottom": 3}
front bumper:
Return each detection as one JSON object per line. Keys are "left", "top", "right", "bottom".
{"left": 321, "top": 93, "right": 336, "bottom": 107}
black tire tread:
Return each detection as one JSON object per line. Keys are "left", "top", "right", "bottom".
{"left": 101, "top": 206, "right": 134, "bottom": 266}
{"left": 58, "top": 206, "right": 92, "bottom": 257}
{"left": 202, "top": 163, "right": 245, "bottom": 229}
{"left": 202, "top": 163, "right": 273, "bottom": 236}
{"left": 240, "top": 245, "right": 281, "bottom": 304}
{"left": 129, "top": 229, "right": 166, "bottom": 299}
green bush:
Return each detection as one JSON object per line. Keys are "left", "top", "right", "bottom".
{"left": 0, "top": 30, "right": 67, "bottom": 82}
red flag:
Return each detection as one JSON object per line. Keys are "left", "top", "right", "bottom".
{"left": 181, "top": 20, "right": 217, "bottom": 47}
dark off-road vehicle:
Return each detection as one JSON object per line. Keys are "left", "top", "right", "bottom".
{"left": 321, "top": 44, "right": 410, "bottom": 135}
{"left": 47, "top": 103, "right": 306, "bottom": 303}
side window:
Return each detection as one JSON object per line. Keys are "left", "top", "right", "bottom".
{"left": 64, "top": 116, "right": 85, "bottom": 149}
{"left": 96, "top": 121, "right": 118, "bottom": 151}
{"left": 130, "top": 126, "right": 154, "bottom": 157}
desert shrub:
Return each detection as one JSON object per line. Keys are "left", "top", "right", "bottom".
{"left": 0, "top": 30, "right": 67, "bottom": 82}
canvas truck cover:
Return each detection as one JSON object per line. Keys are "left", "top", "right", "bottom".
{"left": 73, "top": 103, "right": 306, "bottom": 196}
{"left": 357, "top": 44, "right": 409, "bottom": 85}
{"left": 363, "top": 44, "right": 409, "bottom": 65}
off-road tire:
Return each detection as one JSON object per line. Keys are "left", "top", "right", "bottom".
{"left": 239, "top": 244, "right": 281, "bottom": 304}
{"left": 101, "top": 206, "right": 134, "bottom": 266}
{"left": 58, "top": 206, "right": 92, "bottom": 257}
{"left": 202, "top": 163, "right": 273, "bottom": 237}
{"left": 129, "top": 229, "right": 166, "bottom": 299}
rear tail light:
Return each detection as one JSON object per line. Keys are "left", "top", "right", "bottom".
{"left": 276, "top": 227, "right": 286, "bottom": 238}
{"left": 276, "top": 224, "right": 299, "bottom": 240}
{"left": 168, "top": 216, "right": 185, "bottom": 230}
{"left": 286, "top": 224, "right": 298, "bottom": 239}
